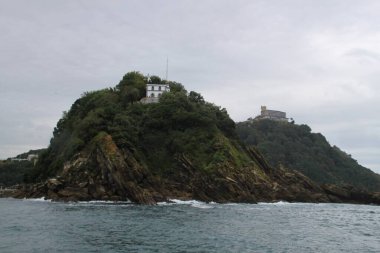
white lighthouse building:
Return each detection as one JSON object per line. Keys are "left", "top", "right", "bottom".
{"left": 147, "top": 84, "right": 170, "bottom": 98}
{"left": 141, "top": 83, "right": 170, "bottom": 104}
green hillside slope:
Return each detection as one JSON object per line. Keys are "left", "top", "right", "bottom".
{"left": 236, "top": 119, "right": 380, "bottom": 191}
{"left": 0, "top": 149, "right": 45, "bottom": 187}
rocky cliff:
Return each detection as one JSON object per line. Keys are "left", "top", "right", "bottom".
{"left": 14, "top": 133, "right": 380, "bottom": 205}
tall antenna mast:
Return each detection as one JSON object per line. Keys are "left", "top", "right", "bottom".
{"left": 165, "top": 57, "right": 169, "bottom": 81}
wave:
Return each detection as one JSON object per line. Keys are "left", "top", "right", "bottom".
{"left": 77, "top": 200, "right": 132, "bottom": 204}
{"left": 257, "top": 201, "right": 318, "bottom": 206}
{"left": 258, "top": 201, "right": 290, "bottom": 205}
{"left": 21, "top": 198, "right": 133, "bottom": 206}
{"left": 158, "top": 199, "right": 216, "bottom": 209}
{"left": 21, "top": 197, "right": 305, "bottom": 207}
{"left": 22, "top": 197, "right": 51, "bottom": 202}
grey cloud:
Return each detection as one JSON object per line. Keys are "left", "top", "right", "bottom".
{"left": 0, "top": 0, "right": 379, "bottom": 174}
{"left": 345, "top": 48, "right": 380, "bottom": 62}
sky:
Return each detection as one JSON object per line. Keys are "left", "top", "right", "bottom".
{"left": 0, "top": 0, "right": 379, "bottom": 173}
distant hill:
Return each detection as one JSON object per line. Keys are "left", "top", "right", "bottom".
{"left": 236, "top": 119, "right": 380, "bottom": 192}
{"left": 14, "top": 149, "right": 46, "bottom": 159}
{"left": 0, "top": 149, "right": 45, "bottom": 187}
{"left": 0, "top": 160, "right": 33, "bottom": 187}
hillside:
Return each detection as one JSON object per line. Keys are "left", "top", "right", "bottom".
{"left": 0, "top": 160, "right": 33, "bottom": 187}
{"left": 236, "top": 119, "right": 380, "bottom": 191}
{"left": 0, "top": 149, "right": 45, "bottom": 187}
{"left": 15, "top": 72, "right": 380, "bottom": 204}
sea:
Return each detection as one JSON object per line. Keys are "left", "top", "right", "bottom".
{"left": 0, "top": 198, "right": 379, "bottom": 253}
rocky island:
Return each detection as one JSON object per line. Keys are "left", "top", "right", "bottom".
{"left": 5, "top": 72, "right": 380, "bottom": 205}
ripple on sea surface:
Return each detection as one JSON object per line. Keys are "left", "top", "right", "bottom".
{"left": 0, "top": 198, "right": 379, "bottom": 252}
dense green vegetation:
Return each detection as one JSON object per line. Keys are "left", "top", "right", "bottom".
{"left": 0, "top": 160, "right": 34, "bottom": 187}
{"left": 0, "top": 149, "right": 45, "bottom": 186}
{"left": 236, "top": 119, "right": 380, "bottom": 191}
{"left": 26, "top": 72, "right": 247, "bottom": 182}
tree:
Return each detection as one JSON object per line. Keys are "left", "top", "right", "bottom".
{"left": 188, "top": 91, "right": 205, "bottom": 104}
{"left": 116, "top": 71, "right": 146, "bottom": 99}
{"left": 148, "top": 75, "right": 162, "bottom": 84}
{"left": 168, "top": 81, "right": 186, "bottom": 94}
{"left": 125, "top": 87, "right": 140, "bottom": 104}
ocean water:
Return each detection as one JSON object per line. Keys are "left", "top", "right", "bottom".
{"left": 0, "top": 198, "right": 379, "bottom": 253}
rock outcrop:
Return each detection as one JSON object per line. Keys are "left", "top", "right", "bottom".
{"left": 321, "top": 184, "right": 380, "bottom": 205}
{"left": 12, "top": 134, "right": 380, "bottom": 205}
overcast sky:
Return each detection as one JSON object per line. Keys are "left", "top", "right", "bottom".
{"left": 1, "top": 0, "right": 379, "bottom": 173}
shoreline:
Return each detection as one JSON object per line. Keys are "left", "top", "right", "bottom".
{"left": 1, "top": 196, "right": 380, "bottom": 207}
{"left": 2, "top": 192, "right": 379, "bottom": 206}
{"left": 0, "top": 188, "right": 17, "bottom": 198}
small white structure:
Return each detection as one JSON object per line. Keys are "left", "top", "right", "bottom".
{"left": 254, "top": 106, "right": 288, "bottom": 122}
{"left": 146, "top": 84, "right": 170, "bottom": 98}
{"left": 10, "top": 158, "right": 28, "bottom": 162}
{"left": 27, "top": 154, "right": 38, "bottom": 162}
{"left": 141, "top": 83, "right": 170, "bottom": 104}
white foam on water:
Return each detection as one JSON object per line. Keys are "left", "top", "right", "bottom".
{"left": 258, "top": 201, "right": 309, "bottom": 206}
{"left": 258, "top": 201, "right": 289, "bottom": 205}
{"left": 157, "top": 199, "right": 196, "bottom": 205}
{"left": 191, "top": 202, "right": 214, "bottom": 209}
{"left": 224, "top": 203, "right": 240, "bottom": 206}
{"left": 158, "top": 199, "right": 215, "bottom": 209}
{"left": 170, "top": 199, "right": 203, "bottom": 205}
{"left": 22, "top": 198, "right": 134, "bottom": 206}
{"left": 72, "top": 200, "right": 134, "bottom": 207}
{"left": 77, "top": 200, "right": 132, "bottom": 204}
{"left": 23, "top": 197, "right": 51, "bottom": 202}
